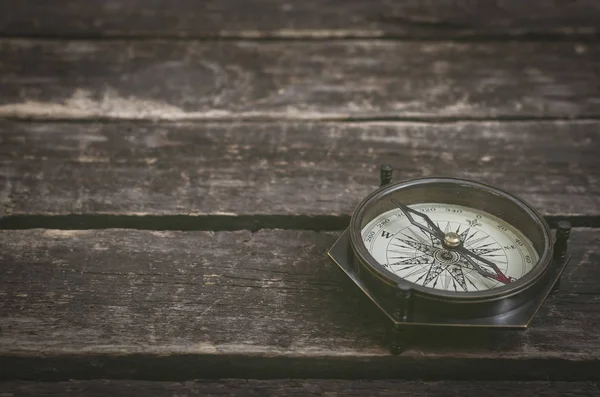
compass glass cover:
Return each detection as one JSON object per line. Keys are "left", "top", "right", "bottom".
{"left": 361, "top": 203, "right": 539, "bottom": 293}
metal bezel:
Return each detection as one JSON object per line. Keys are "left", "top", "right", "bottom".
{"left": 348, "top": 177, "right": 554, "bottom": 302}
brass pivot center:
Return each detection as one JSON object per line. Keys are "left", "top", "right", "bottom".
{"left": 443, "top": 232, "right": 462, "bottom": 248}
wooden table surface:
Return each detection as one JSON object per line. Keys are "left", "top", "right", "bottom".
{"left": 1, "top": 1, "right": 599, "bottom": 395}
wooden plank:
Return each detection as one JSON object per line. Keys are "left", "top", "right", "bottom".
{"left": 1, "top": 380, "right": 598, "bottom": 396}
{"left": 0, "top": 40, "right": 598, "bottom": 121}
{"left": 1, "top": 0, "right": 599, "bottom": 39}
{"left": 1, "top": 121, "right": 599, "bottom": 223}
{"left": 0, "top": 228, "right": 598, "bottom": 381}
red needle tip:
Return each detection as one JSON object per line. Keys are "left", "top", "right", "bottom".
{"left": 493, "top": 272, "right": 512, "bottom": 284}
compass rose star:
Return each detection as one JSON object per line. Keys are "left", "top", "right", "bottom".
{"left": 393, "top": 237, "right": 436, "bottom": 257}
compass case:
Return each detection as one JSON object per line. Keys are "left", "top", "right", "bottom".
{"left": 328, "top": 177, "right": 571, "bottom": 329}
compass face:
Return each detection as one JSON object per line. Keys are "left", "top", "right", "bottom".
{"left": 361, "top": 203, "right": 539, "bottom": 292}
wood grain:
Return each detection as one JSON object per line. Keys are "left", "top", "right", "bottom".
{"left": 1, "top": 0, "right": 599, "bottom": 39}
{"left": 0, "top": 40, "right": 598, "bottom": 121}
{"left": 1, "top": 121, "right": 598, "bottom": 222}
{"left": 1, "top": 228, "right": 598, "bottom": 381}
{"left": 1, "top": 379, "right": 598, "bottom": 396}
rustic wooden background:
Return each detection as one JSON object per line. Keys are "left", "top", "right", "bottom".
{"left": 1, "top": 1, "right": 599, "bottom": 395}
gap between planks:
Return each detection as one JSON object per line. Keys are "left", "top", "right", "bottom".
{"left": 1, "top": 214, "right": 600, "bottom": 232}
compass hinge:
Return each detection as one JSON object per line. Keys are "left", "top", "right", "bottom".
{"left": 380, "top": 164, "right": 393, "bottom": 187}
{"left": 553, "top": 221, "right": 572, "bottom": 261}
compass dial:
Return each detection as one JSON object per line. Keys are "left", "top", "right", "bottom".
{"left": 361, "top": 203, "right": 539, "bottom": 292}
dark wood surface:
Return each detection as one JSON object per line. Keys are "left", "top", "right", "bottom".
{"left": 1, "top": 0, "right": 599, "bottom": 393}
{"left": 0, "top": 40, "right": 598, "bottom": 121}
{"left": 1, "top": 380, "right": 598, "bottom": 396}
{"left": 1, "top": 228, "right": 598, "bottom": 380}
{"left": 1, "top": 121, "right": 598, "bottom": 223}
{"left": 1, "top": 0, "right": 599, "bottom": 40}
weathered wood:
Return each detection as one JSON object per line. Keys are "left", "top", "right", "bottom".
{"left": 0, "top": 228, "right": 598, "bottom": 381}
{"left": 0, "top": 40, "right": 598, "bottom": 121}
{"left": 1, "top": 0, "right": 599, "bottom": 39}
{"left": 0, "top": 380, "right": 598, "bottom": 396}
{"left": 1, "top": 121, "right": 599, "bottom": 223}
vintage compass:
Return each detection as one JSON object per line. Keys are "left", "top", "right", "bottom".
{"left": 328, "top": 165, "right": 571, "bottom": 352}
